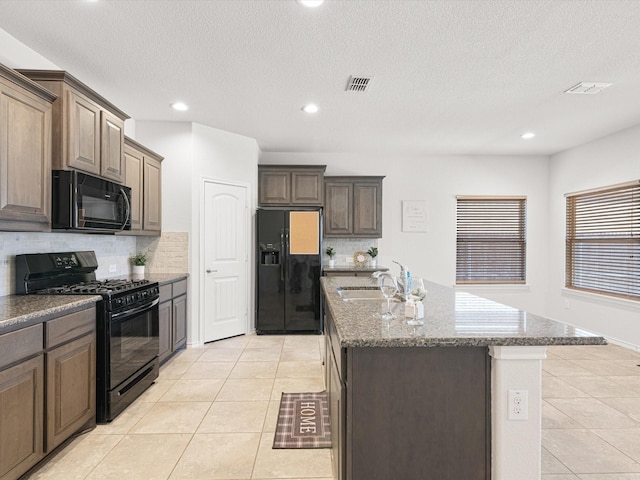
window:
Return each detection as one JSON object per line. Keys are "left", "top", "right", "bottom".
{"left": 566, "top": 180, "right": 639, "bottom": 301}
{"left": 456, "top": 196, "right": 526, "bottom": 284}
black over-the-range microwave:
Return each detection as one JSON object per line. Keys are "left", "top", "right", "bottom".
{"left": 52, "top": 170, "right": 132, "bottom": 232}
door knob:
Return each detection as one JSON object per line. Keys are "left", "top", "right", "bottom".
{"left": 206, "top": 269, "right": 218, "bottom": 273}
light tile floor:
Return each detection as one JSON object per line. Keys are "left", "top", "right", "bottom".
{"left": 542, "top": 343, "right": 640, "bottom": 480}
{"left": 26, "top": 335, "right": 640, "bottom": 479}
{"left": 29, "top": 334, "right": 331, "bottom": 480}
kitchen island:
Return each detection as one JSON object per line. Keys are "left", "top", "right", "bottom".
{"left": 321, "top": 276, "right": 606, "bottom": 480}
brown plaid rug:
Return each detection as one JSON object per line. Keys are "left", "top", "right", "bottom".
{"left": 273, "top": 392, "right": 331, "bottom": 449}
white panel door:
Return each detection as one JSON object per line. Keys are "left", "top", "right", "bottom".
{"left": 203, "top": 181, "right": 248, "bottom": 342}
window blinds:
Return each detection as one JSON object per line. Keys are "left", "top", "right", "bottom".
{"left": 566, "top": 180, "right": 639, "bottom": 300}
{"left": 456, "top": 196, "right": 526, "bottom": 284}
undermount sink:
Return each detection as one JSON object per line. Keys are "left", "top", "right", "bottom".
{"left": 337, "top": 286, "right": 400, "bottom": 302}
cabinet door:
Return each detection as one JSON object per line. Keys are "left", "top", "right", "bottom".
{"left": 0, "top": 355, "right": 44, "bottom": 479}
{"left": 324, "top": 182, "right": 353, "bottom": 236}
{"left": 158, "top": 300, "right": 172, "bottom": 364}
{"left": 172, "top": 294, "right": 187, "bottom": 351}
{"left": 259, "top": 169, "right": 290, "bottom": 205}
{"left": 328, "top": 349, "right": 343, "bottom": 480}
{"left": 100, "top": 110, "right": 124, "bottom": 183}
{"left": 353, "top": 181, "right": 382, "bottom": 237}
{"left": 46, "top": 334, "right": 95, "bottom": 451}
{"left": 67, "top": 89, "right": 101, "bottom": 176}
{"left": 0, "top": 79, "right": 52, "bottom": 230}
{"left": 143, "top": 156, "right": 162, "bottom": 231}
{"left": 124, "top": 145, "right": 143, "bottom": 230}
{"left": 291, "top": 171, "right": 323, "bottom": 205}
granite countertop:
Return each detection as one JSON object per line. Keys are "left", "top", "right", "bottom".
{"left": 0, "top": 295, "right": 101, "bottom": 335}
{"left": 321, "top": 276, "right": 607, "bottom": 348}
{"left": 0, "top": 272, "right": 188, "bottom": 336}
{"left": 140, "top": 272, "right": 189, "bottom": 285}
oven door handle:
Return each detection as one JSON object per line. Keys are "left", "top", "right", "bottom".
{"left": 111, "top": 297, "right": 159, "bottom": 319}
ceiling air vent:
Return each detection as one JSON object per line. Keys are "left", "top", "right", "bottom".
{"left": 565, "top": 82, "right": 612, "bottom": 95}
{"left": 346, "top": 76, "right": 372, "bottom": 92}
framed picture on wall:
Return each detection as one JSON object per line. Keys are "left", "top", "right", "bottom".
{"left": 402, "top": 200, "right": 427, "bottom": 232}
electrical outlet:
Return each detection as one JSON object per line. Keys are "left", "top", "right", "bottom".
{"left": 346, "top": 256, "right": 353, "bottom": 264}
{"left": 508, "top": 389, "right": 528, "bottom": 420}
{"left": 109, "top": 264, "right": 117, "bottom": 273}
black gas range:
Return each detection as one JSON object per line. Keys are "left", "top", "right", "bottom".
{"left": 15, "top": 251, "right": 160, "bottom": 423}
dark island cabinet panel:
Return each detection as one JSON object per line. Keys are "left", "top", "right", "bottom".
{"left": 323, "top": 302, "right": 490, "bottom": 480}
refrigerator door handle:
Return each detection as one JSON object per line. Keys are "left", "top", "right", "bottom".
{"left": 280, "top": 228, "right": 285, "bottom": 281}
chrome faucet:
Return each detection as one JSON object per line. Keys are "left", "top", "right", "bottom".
{"left": 392, "top": 260, "right": 410, "bottom": 299}
{"left": 371, "top": 270, "right": 398, "bottom": 296}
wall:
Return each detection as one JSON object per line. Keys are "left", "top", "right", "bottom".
{"left": 135, "top": 121, "right": 259, "bottom": 345}
{"left": 0, "top": 232, "right": 136, "bottom": 296}
{"left": 547, "top": 124, "right": 640, "bottom": 349}
{"left": 261, "top": 152, "right": 550, "bottom": 314}
{"left": 0, "top": 28, "right": 59, "bottom": 69}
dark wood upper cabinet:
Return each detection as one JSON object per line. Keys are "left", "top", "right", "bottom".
{"left": 0, "top": 65, "right": 56, "bottom": 232}
{"left": 324, "top": 176, "right": 384, "bottom": 238}
{"left": 123, "top": 136, "right": 163, "bottom": 235}
{"left": 17, "top": 69, "right": 130, "bottom": 184}
{"left": 258, "top": 165, "right": 326, "bottom": 206}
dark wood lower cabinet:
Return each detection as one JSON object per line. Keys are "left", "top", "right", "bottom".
{"left": 0, "top": 305, "right": 97, "bottom": 480}
{"left": 172, "top": 294, "right": 187, "bottom": 350}
{"left": 159, "top": 278, "right": 188, "bottom": 364}
{"left": 0, "top": 356, "right": 44, "bottom": 480}
{"left": 46, "top": 334, "right": 96, "bottom": 451}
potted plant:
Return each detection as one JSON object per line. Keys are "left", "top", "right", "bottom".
{"left": 130, "top": 252, "right": 147, "bottom": 276}
{"left": 326, "top": 246, "right": 336, "bottom": 268}
{"left": 367, "top": 246, "right": 378, "bottom": 268}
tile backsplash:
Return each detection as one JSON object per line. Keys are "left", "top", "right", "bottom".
{"left": 322, "top": 238, "right": 378, "bottom": 265}
{"left": 137, "top": 232, "right": 189, "bottom": 273}
{"left": 1, "top": 231, "right": 189, "bottom": 297}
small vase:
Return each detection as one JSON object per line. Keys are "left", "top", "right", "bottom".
{"left": 132, "top": 265, "right": 145, "bottom": 276}
{"left": 370, "top": 258, "right": 377, "bottom": 268}
{"left": 328, "top": 259, "right": 336, "bottom": 268}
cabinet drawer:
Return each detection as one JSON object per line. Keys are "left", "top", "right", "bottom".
{"left": 172, "top": 279, "right": 188, "bottom": 297}
{"left": 46, "top": 307, "right": 95, "bottom": 348}
{"left": 159, "top": 284, "right": 172, "bottom": 303}
{"left": 0, "top": 324, "right": 43, "bottom": 370}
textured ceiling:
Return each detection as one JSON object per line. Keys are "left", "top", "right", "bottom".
{"left": 1, "top": 0, "right": 640, "bottom": 155}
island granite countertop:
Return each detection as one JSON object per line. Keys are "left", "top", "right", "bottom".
{"left": 0, "top": 294, "right": 101, "bottom": 335}
{"left": 321, "top": 276, "right": 606, "bottom": 348}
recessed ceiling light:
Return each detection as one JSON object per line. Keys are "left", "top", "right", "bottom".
{"left": 171, "top": 102, "right": 189, "bottom": 111}
{"left": 297, "top": 0, "right": 325, "bottom": 7}
{"left": 301, "top": 104, "right": 319, "bottom": 113}
{"left": 521, "top": 132, "right": 535, "bottom": 139}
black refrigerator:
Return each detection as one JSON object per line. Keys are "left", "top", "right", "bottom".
{"left": 256, "top": 207, "right": 323, "bottom": 334}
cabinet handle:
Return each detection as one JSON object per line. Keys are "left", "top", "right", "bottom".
{"left": 206, "top": 269, "right": 218, "bottom": 273}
